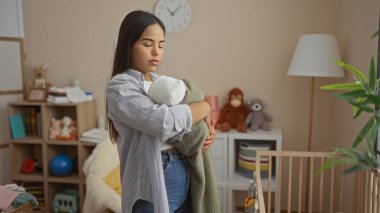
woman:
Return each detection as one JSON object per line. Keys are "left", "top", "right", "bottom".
{"left": 106, "top": 10, "right": 216, "bottom": 213}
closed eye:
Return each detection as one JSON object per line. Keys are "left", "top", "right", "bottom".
{"left": 158, "top": 41, "right": 165, "bottom": 49}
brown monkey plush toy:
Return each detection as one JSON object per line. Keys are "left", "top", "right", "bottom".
{"left": 216, "top": 88, "right": 250, "bottom": 132}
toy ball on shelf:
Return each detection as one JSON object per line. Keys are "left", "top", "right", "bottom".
{"left": 49, "top": 154, "right": 74, "bottom": 177}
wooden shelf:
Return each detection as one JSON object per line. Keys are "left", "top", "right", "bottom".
{"left": 47, "top": 174, "right": 80, "bottom": 184}
{"left": 11, "top": 138, "right": 44, "bottom": 144}
{"left": 13, "top": 173, "right": 44, "bottom": 181}
{"left": 8, "top": 101, "right": 97, "bottom": 213}
{"left": 46, "top": 140, "right": 79, "bottom": 146}
{"left": 80, "top": 142, "right": 97, "bottom": 147}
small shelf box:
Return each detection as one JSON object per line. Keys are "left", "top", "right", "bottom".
{"left": 47, "top": 144, "right": 78, "bottom": 179}
{"left": 11, "top": 143, "right": 44, "bottom": 178}
{"left": 8, "top": 103, "right": 43, "bottom": 139}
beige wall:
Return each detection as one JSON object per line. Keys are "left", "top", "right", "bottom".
{"left": 22, "top": 0, "right": 344, "bottom": 152}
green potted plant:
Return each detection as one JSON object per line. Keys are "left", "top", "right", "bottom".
{"left": 372, "top": 30, "right": 379, "bottom": 38}
{"left": 319, "top": 30, "right": 379, "bottom": 174}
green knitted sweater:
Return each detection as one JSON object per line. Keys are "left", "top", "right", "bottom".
{"left": 169, "top": 79, "right": 221, "bottom": 213}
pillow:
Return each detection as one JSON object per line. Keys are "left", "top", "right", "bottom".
{"left": 102, "top": 165, "right": 121, "bottom": 196}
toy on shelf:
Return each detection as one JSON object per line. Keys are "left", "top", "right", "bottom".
{"left": 49, "top": 118, "right": 61, "bottom": 140}
{"left": 49, "top": 154, "right": 74, "bottom": 177}
{"left": 216, "top": 88, "right": 250, "bottom": 132}
{"left": 245, "top": 99, "right": 273, "bottom": 131}
{"left": 21, "top": 157, "right": 43, "bottom": 174}
{"left": 244, "top": 172, "right": 259, "bottom": 213}
{"left": 53, "top": 189, "right": 79, "bottom": 213}
{"left": 32, "top": 64, "right": 51, "bottom": 89}
{"left": 60, "top": 116, "right": 72, "bottom": 139}
{"left": 49, "top": 116, "right": 78, "bottom": 140}
{"left": 28, "top": 64, "right": 52, "bottom": 102}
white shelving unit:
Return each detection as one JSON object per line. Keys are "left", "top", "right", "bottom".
{"left": 211, "top": 128, "right": 282, "bottom": 213}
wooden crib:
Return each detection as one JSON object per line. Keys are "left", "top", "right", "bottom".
{"left": 255, "top": 150, "right": 380, "bottom": 213}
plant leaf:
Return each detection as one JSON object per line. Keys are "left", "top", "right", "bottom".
{"left": 335, "top": 60, "right": 367, "bottom": 83}
{"left": 362, "top": 94, "right": 380, "bottom": 106}
{"left": 342, "top": 164, "right": 369, "bottom": 174}
{"left": 332, "top": 147, "right": 361, "bottom": 158}
{"left": 332, "top": 90, "right": 367, "bottom": 101}
{"left": 353, "top": 117, "right": 375, "bottom": 147}
{"left": 353, "top": 108, "right": 363, "bottom": 118}
{"left": 317, "top": 157, "right": 359, "bottom": 175}
{"left": 367, "top": 121, "right": 378, "bottom": 152}
{"left": 371, "top": 30, "right": 379, "bottom": 38}
{"left": 320, "top": 83, "right": 364, "bottom": 90}
{"left": 369, "top": 57, "right": 376, "bottom": 92}
{"left": 348, "top": 99, "right": 374, "bottom": 112}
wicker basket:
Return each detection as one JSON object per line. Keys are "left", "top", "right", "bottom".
{"left": 6, "top": 202, "right": 33, "bottom": 213}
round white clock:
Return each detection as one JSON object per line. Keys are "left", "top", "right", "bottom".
{"left": 154, "top": 0, "right": 192, "bottom": 33}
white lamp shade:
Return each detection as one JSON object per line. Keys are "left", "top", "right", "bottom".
{"left": 287, "top": 34, "right": 344, "bottom": 77}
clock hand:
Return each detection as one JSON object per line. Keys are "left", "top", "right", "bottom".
{"left": 166, "top": 7, "right": 174, "bottom": 16}
{"left": 172, "top": 5, "right": 182, "bottom": 15}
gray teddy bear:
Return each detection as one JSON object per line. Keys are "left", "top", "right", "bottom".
{"left": 245, "top": 99, "right": 273, "bottom": 131}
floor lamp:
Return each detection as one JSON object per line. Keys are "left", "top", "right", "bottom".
{"left": 287, "top": 34, "right": 344, "bottom": 152}
{"left": 287, "top": 34, "right": 344, "bottom": 212}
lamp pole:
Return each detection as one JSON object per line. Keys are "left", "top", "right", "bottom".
{"left": 306, "top": 77, "right": 315, "bottom": 212}
{"left": 307, "top": 77, "right": 316, "bottom": 152}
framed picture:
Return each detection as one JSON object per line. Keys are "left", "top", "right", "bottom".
{"left": 28, "top": 88, "right": 46, "bottom": 102}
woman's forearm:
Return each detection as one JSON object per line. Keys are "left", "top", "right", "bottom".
{"left": 189, "top": 101, "right": 210, "bottom": 124}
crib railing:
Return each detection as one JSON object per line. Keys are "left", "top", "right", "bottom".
{"left": 255, "top": 150, "right": 380, "bottom": 213}
{"left": 357, "top": 169, "right": 380, "bottom": 213}
{"left": 255, "top": 151, "right": 347, "bottom": 213}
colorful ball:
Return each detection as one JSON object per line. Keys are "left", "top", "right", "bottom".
{"left": 49, "top": 154, "right": 74, "bottom": 177}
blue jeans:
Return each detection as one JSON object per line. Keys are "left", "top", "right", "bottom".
{"left": 132, "top": 151, "right": 191, "bottom": 213}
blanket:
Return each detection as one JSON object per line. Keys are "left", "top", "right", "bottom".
{"left": 169, "top": 79, "right": 221, "bottom": 213}
{"left": 82, "top": 140, "right": 122, "bottom": 213}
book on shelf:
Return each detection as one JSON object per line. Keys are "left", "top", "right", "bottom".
{"left": 9, "top": 114, "right": 26, "bottom": 139}
{"left": 30, "top": 107, "right": 37, "bottom": 137}
{"left": 36, "top": 112, "right": 42, "bottom": 138}
{"left": 22, "top": 107, "right": 30, "bottom": 136}
{"left": 22, "top": 107, "right": 41, "bottom": 138}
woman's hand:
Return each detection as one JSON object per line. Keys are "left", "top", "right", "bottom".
{"left": 202, "top": 118, "right": 216, "bottom": 152}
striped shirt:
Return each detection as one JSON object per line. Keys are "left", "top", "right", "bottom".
{"left": 106, "top": 69, "right": 193, "bottom": 213}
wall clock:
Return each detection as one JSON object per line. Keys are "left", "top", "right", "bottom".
{"left": 154, "top": 0, "right": 192, "bottom": 33}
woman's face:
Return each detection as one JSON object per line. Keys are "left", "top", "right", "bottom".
{"left": 131, "top": 23, "right": 165, "bottom": 79}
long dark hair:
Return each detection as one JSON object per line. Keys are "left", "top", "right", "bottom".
{"left": 107, "top": 10, "right": 166, "bottom": 143}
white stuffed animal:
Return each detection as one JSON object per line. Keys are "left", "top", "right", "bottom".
{"left": 60, "top": 116, "right": 72, "bottom": 138}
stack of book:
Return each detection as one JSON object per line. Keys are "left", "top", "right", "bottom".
{"left": 47, "top": 87, "right": 69, "bottom": 103}
{"left": 22, "top": 106, "right": 42, "bottom": 138}
{"left": 10, "top": 107, "right": 42, "bottom": 139}
{"left": 237, "top": 141, "right": 271, "bottom": 179}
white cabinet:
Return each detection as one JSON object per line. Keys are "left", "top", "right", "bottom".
{"left": 213, "top": 132, "right": 228, "bottom": 181}
{"left": 211, "top": 128, "right": 282, "bottom": 213}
